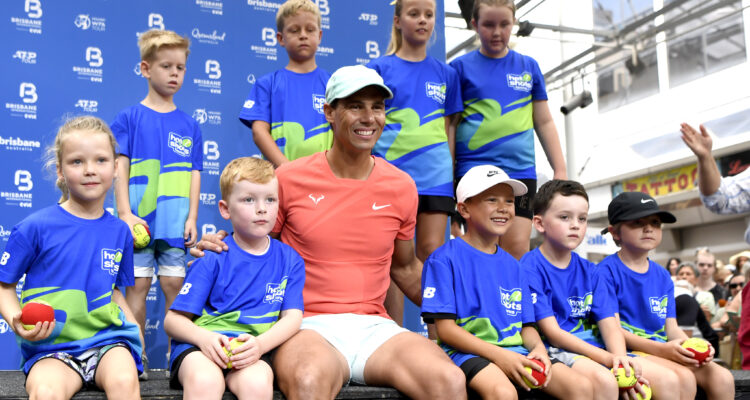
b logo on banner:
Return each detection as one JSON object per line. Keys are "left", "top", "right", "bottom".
{"left": 86, "top": 47, "right": 103, "bottom": 67}
{"left": 314, "top": 0, "right": 330, "bottom": 15}
{"left": 19, "top": 83, "right": 37, "bottom": 104}
{"left": 366, "top": 41, "right": 380, "bottom": 59}
{"left": 15, "top": 171, "right": 33, "bottom": 192}
{"left": 205, "top": 60, "right": 221, "bottom": 79}
{"left": 148, "top": 13, "right": 164, "bottom": 29}
{"left": 262, "top": 27, "right": 276, "bottom": 46}
{"left": 25, "top": 0, "right": 42, "bottom": 18}
{"left": 204, "top": 141, "right": 220, "bottom": 161}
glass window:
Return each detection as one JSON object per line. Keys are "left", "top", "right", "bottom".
{"left": 666, "top": 0, "right": 745, "bottom": 87}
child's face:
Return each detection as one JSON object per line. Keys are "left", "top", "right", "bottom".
{"left": 142, "top": 47, "right": 187, "bottom": 98}
{"left": 533, "top": 193, "right": 589, "bottom": 252}
{"left": 613, "top": 215, "right": 663, "bottom": 254}
{"left": 460, "top": 183, "right": 515, "bottom": 239}
{"left": 219, "top": 178, "right": 279, "bottom": 241}
{"left": 395, "top": 0, "right": 435, "bottom": 48}
{"left": 278, "top": 11, "right": 321, "bottom": 62}
{"left": 473, "top": 4, "right": 514, "bottom": 58}
{"left": 57, "top": 130, "right": 116, "bottom": 208}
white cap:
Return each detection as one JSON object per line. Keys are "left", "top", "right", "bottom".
{"left": 456, "top": 165, "right": 527, "bottom": 203}
{"left": 325, "top": 65, "right": 393, "bottom": 104}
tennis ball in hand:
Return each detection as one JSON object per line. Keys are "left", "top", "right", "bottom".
{"left": 20, "top": 300, "right": 54, "bottom": 330}
{"left": 636, "top": 383, "right": 652, "bottom": 400}
{"left": 682, "top": 337, "right": 710, "bottom": 365}
{"left": 612, "top": 364, "right": 637, "bottom": 390}
{"left": 522, "top": 359, "right": 547, "bottom": 388}
{"left": 133, "top": 223, "right": 151, "bottom": 249}
{"left": 223, "top": 338, "right": 244, "bottom": 369}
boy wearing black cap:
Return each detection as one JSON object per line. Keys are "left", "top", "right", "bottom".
{"left": 598, "top": 191, "right": 734, "bottom": 400}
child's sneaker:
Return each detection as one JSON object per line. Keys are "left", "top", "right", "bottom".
{"left": 139, "top": 353, "right": 149, "bottom": 381}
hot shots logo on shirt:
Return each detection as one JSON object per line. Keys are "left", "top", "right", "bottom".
{"left": 264, "top": 277, "right": 286, "bottom": 304}
{"left": 500, "top": 287, "right": 522, "bottom": 317}
{"left": 101, "top": 248, "right": 123, "bottom": 276}
{"left": 425, "top": 82, "right": 446, "bottom": 104}
{"left": 507, "top": 72, "right": 533, "bottom": 92}
{"left": 649, "top": 295, "right": 668, "bottom": 319}
{"left": 312, "top": 94, "right": 325, "bottom": 114}
{"left": 567, "top": 293, "right": 593, "bottom": 318}
{"left": 168, "top": 132, "right": 193, "bottom": 157}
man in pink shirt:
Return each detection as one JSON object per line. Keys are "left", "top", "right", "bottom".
{"left": 193, "top": 65, "right": 465, "bottom": 400}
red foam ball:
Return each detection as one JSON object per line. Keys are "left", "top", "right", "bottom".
{"left": 20, "top": 300, "right": 54, "bottom": 329}
{"left": 523, "top": 359, "right": 547, "bottom": 388}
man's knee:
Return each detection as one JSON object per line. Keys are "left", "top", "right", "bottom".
{"left": 276, "top": 361, "right": 342, "bottom": 399}
{"left": 424, "top": 364, "right": 466, "bottom": 399}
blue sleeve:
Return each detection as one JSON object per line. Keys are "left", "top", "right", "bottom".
{"left": 115, "top": 233, "right": 134, "bottom": 287}
{"left": 524, "top": 262, "right": 553, "bottom": 322}
{"left": 521, "top": 273, "right": 535, "bottom": 324}
{"left": 238, "top": 74, "right": 272, "bottom": 126}
{"left": 420, "top": 254, "right": 456, "bottom": 320}
{"left": 170, "top": 256, "right": 218, "bottom": 316}
{"left": 191, "top": 122, "right": 203, "bottom": 171}
{"left": 591, "top": 265, "right": 615, "bottom": 322}
{"left": 444, "top": 65, "right": 463, "bottom": 116}
{"left": 366, "top": 58, "right": 382, "bottom": 75}
{"left": 281, "top": 247, "right": 305, "bottom": 312}
{"left": 665, "top": 278, "right": 676, "bottom": 319}
{"left": 0, "top": 226, "right": 35, "bottom": 284}
{"left": 110, "top": 109, "right": 131, "bottom": 158}
{"left": 530, "top": 57, "right": 548, "bottom": 101}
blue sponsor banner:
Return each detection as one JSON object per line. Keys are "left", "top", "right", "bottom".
{"left": 0, "top": 0, "right": 445, "bottom": 369}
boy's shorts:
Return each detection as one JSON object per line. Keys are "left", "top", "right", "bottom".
{"left": 169, "top": 346, "right": 271, "bottom": 389}
{"left": 134, "top": 239, "right": 186, "bottom": 278}
{"left": 300, "top": 313, "right": 409, "bottom": 384}
{"left": 28, "top": 343, "right": 128, "bottom": 388}
{"left": 459, "top": 355, "right": 560, "bottom": 385}
{"left": 547, "top": 346, "right": 589, "bottom": 367}
{"left": 418, "top": 195, "right": 455, "bottom": 214}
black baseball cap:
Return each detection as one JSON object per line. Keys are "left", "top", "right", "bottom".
{"left": 601, "top": 191, "right": 676, "bottom": 234}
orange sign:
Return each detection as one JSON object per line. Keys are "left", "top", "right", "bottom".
{"left": 621, "top": 164, "right": 698, "bottom": 198}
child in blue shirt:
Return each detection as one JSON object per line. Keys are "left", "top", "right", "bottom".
{"left": 164, "top": 157, "right": 304, "bottom": 399}
{"left": 0, "top": 116, "right": 142, "bottom": 399}
{"left": 111, "top": 29, "right": 202, "bottom": 375}
{"left": 599, "top": 191, "right": 734, "bottom": 399}
{"left": 422, "top": 165, "right": 589, "bottom": 399}
{"left": 450, "top": 0, "right": 567, "bottom": 260}
{"left": 523, "top": 180, "right": 686, "bottom": 400}
{"left": 239, "top": 0, "right": 331, "bottom": 166}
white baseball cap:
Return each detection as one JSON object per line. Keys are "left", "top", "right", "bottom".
{"left": 325, "top": 65, "right": 393, "bottom": 104}
{"left": 456, "top": 165, "right": 527, "bottom": 203}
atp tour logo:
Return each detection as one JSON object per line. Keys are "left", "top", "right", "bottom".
{"left": 425, "top": 82, "right": 446, "bottom": 104}
{"left": 567, "top": 293, "right": 593, "bottom": 318}
{"left": 195, "top": 0, "right": 224, "bottom": 15}
{"left": 148, "top": 13, "right": 164, "bottom": 29}
{"left": 649, "top": 295, "right": 668, "bottom": 319}
{"left": 74, "top": 14, "right": 106, "bottom": 31}
{"left": 75, "top": 99, "right": 99, "bottom": 113}
{"left": 5, "top": 83, "right": 37, "bottom": 119}
{"left": 500, "top": 287, "right": 523, "bottom": 317}
{"left": 200, "top": 193, "right": 216, "bottom": 206}
{"left": 359, "top": 13, "right": 378, "bottom": 26}
{"left": 11, "top": 0, "right": 42, "bottom": 34}
{"left": 264, "top": 278, "right": 287, "bottom": 304}
{"left": 101, "top": 248, "right": 123, "bottom": 276}
{"left": 73, "top": 48, "right": 103, "bottom": 82}
{"left": 168, "top": 132, "right": 193, "bottom": 157}
{"left": 507, "top": 72, "right": 533, "bottom": 92}
{"left": 314, "top": 0, "right": 330, "bottom": 29}
{"left": 203, "top": 140, "right": 221, "bottom": 175}
{"left": 13, "top": 50, "right": 37, "bottom": 64}
{"left": 312, "top": 94, "right": 325, "bottom": 114}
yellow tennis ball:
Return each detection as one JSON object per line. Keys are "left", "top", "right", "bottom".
{"left": 636, "top": 383, "right": 652, "bottom": 400}
{"left": 133, "top": 223, "right": 151, "bottom": 249}
{"left": 223, "top": 338, "right": 244, "bottom": 369}
{"left": 612, "top": 364, "right": 637, "bottom": 390}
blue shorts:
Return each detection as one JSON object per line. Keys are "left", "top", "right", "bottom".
{"left": 133, "top": 239, "right": 185, "bottom": 278}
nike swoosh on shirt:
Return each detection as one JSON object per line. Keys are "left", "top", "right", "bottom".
{"left": 372, "top": 203, "right": 391, "bottom": 210}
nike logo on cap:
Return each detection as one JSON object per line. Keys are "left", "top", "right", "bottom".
{"left": 372, "top": 203, "right": 391, "bottom": 210}
{"left": 487, "top": 171, "right": 498, "bottom": 177}
{"left": 641, "top": 199, "right": 655, "bottom": 204}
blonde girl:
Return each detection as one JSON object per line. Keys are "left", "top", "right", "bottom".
{"left": 0, "top": 116, "right": 142, "bottom": 400}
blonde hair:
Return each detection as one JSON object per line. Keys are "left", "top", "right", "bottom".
{"left": 276, "top": 0, "right": 321, "bottom": 32}
{"left": 472, "top": 0, "right": 516, "bottom": 23}
{"left": 138, "top": 29, "right": 190, "bottom": 62}
{"left": 220, "top": 157, "right": 275, "bottom": 200}
{"left": 45, "top": 116, "right": 118, "bottom": 203}
{"left": 386, "top": 0, "right": 436, "bottom": 55}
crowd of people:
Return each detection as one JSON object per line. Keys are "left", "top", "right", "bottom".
{"left": 0, "top": 0, "right": 747, "bottom": 399}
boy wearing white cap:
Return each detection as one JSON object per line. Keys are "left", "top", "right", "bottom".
{"left": 598, "top": 191, "right": 734, "bottom": 399}
{"left": 421, "top": 165, "right": 588, "bottom": 399}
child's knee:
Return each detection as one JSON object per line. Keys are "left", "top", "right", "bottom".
{"left": 590, "top": 368, "right": 618, "bottom": 396}
{"left": 182, "top": 368, "right": 225, "bottom": 396}
{"left": 102, "top": 370, "right": 139, "bottom": 396}
{"left": 28, "top": 383, "right": 65, "bottom": 400}
{"left": 484, "top": 382, "right": 517, "bottom": 400}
